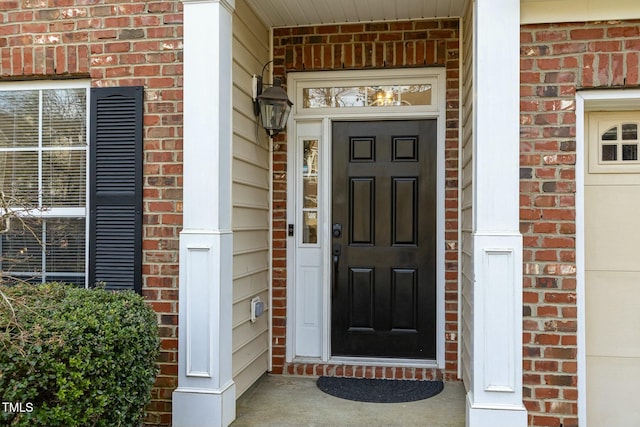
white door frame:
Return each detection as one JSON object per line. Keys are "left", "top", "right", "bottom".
{"left": 284, "top": 68, "right": 448, "bottom": 368}
{"left": 576, "top": 88, "right": 640, "bottom": 427}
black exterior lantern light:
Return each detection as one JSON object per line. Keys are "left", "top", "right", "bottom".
{"left": 252, "top": 62, "right": 293, "bottom": 138}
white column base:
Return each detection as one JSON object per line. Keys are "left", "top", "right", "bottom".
{"left": 172, "top": 382, "right": 236, "bottom": 427}
{"left": 466, "top": 392, "right": 527, "bottom": 427}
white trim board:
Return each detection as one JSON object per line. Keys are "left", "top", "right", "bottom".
{"left": 285, "top": 68, "right": 448, "bottom": 368}
{"left": 576, "top": 89, "right": 640, "bottom": 427}
{"left": 521, "top": 0, "right": 640, "bottom": 24}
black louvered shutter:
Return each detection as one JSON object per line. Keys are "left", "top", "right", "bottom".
{"left": 89, "top": 86, "right": 143, "bottom": 293}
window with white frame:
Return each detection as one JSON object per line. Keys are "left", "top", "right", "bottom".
{"left": 0, "top": 86, "right": 88, "bottom": 285}
{"left": 302, "top": 85, "right": 433, "bottom": 109}
{"left": 599, "top": 122, "right": 639, "bottom": 162}
{"left": 589, "top": 111, "right": 640, "bottom": 174}
{"left": 0, "top": 83, "right": 143, "bottom": 291}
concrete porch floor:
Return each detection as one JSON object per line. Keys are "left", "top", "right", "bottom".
{"left": 231, "top": 375, "right": 466, "bottom": 427}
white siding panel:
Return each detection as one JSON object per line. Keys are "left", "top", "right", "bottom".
{"left": 233, "top": 344, "right": 269, "bottom": 399}
{"left": 234, "top": 271, "right": 270, "bottom": 303}
{"left": 233, "top": 206, "right": 269, "bottom": 230}
{"left": 233, "top": 182, "right": 269, "bottom": 210}
{"left": 233, "top": 157, "right": 269, "bottom": 190}
{"left": 459, "top": 0, "right": 474, "bottom": 392}
{"left": 233, "top": 291, "right": 270, "bottom": 330}
{"left": 234, "top": 0, "right": 270, "bottom": 55}
{"left": 232, "top": 0, "right": 270, "bottom": 399}
{"left": 233, "top": 132, "right": 270, "bottom": 168}
{"left": 234, "top": 229, "right": 269, "bottom": 254}
{"left": 232, "top": 78, "right": 257, "bottom": 122}
{"left": 232, "top": 329, "right": 270, "bottom": 396}
{"left": 233, "top": 250, "right": 269, "bottom": 282}
{"left": 233, "top": 110, "right": 269, "bottom": 150}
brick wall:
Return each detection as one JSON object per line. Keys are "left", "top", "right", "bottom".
{"left": 0, "top": 3, "right": 184, "bottom": 425}
{"left": 6, "top": 5, "right": 634, "bottom": 424}
{"left": 520, "top": 20, "right": 640, "bottom": 427}
{"left": 271, "top": 19, "right": 460, "bottom": 380}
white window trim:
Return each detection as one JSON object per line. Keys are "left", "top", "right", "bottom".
{"left": 576, "top": 89, "right": 640, "bottom": 427}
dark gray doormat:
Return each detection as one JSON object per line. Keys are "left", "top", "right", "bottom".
{"left": 316, "top": 377, "right": 444, "bottom": 403}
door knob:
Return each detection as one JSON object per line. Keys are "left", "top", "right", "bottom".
{"left": 332, "top": 223, "right": 343, "bottom": 238}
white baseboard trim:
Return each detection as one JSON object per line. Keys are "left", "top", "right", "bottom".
{"left": 466, "top": 391, "right": 527, "bottom": 427}
{"left": 172, "top": 381, "right": 236, "bottom": 427}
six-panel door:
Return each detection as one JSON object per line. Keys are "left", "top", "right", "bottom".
{"left": 331, "top": 120, "right": 437, "bottom": 359}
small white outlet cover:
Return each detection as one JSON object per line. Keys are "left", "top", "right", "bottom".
{"left": 250, "top": 296, "right": 261, "bottom": 323}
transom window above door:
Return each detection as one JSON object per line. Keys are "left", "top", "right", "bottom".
{"left": 303, "top": 85, "right": 432, "bottom": 109}
{"left": 293, "top": 69, "right": 442, "bottom": 117}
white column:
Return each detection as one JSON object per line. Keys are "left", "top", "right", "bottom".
{"left": 173, "top": 1, "right": 236, "bottom": 427}
{"left": 466, "top": 0, "right": 527, "bottom": 426}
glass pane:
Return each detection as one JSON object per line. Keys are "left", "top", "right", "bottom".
{"left": 367, "top": 85, "right": 432, "bottom": 106}
{"left": 303, "top": 84, "right": 432, "bottom": 108}
{"left": 302, "top": 211, "right": 318, "bottom": 244}
{"left": 602, "top": 144, "right": 618, "bottom": 161}
{"left": 303, "top": 139, "right": 318, "bottom": 174}
{"left": 42, "top": 89, "right": 87, "bottom": 147}
{"left": 368, "top": 86, "right": 399, "bottom": 106}
{"left": 334, "top": 87, "right": 366, "bottom": 107}
{"left": 43, "top": 149, "right": 86, "bottom": 206}
{"left": 303, "top": 88, "right": 333, "bottom": 108}
{"left": 303, "top": 177, "right": 318, "bottom": 209}
{"left": 622, "top": 123, "right": 638, "bottom": 141}
{"left": 45, "top": 217, "right": 85, "bottom": 274}
{"left": 602, "top": 126, "right": 618, "bottom": 141}
{"left": 0, "top": 218, "right": 43, "bottom": 276}
{"left": 302, "top": 139, "right": 318, "bottom": 215}
{"left": 0, "top": 150, "right": 39, "bottom": 205}
{"left": 0, "top": 90, "right": 39, "bottom": 148}
{"left": 622, "top": 144, "right": 638, "bottom": 161}
{"left": 398, "top": 84, "right": 432, "bottom": 106}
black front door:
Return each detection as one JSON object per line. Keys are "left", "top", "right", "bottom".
{"left": 331, "top": 120, "right": 437, "bottom": 359}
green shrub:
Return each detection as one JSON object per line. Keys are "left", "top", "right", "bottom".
{"left": 0, "top": 283, "right": 160, "bottom": 427}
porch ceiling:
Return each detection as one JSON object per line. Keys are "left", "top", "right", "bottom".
{"left": 245, "top": 0, "right": 466, "bottom": 28}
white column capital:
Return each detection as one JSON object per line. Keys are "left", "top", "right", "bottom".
{"left": 182, "top": 0, "right": 235, "bottom": 13}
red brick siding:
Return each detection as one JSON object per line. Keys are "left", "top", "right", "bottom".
{"left": 271, "top": 19, "right": 460, "bottom": 381}
{"left": 286, "top": 363, "right": 443, "bottom": 381}
{"left": 0, "top": 3, "right": 183, "bottom": 425}
{"left": 521, "top": 20, "right": 640, "bottom": 427}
